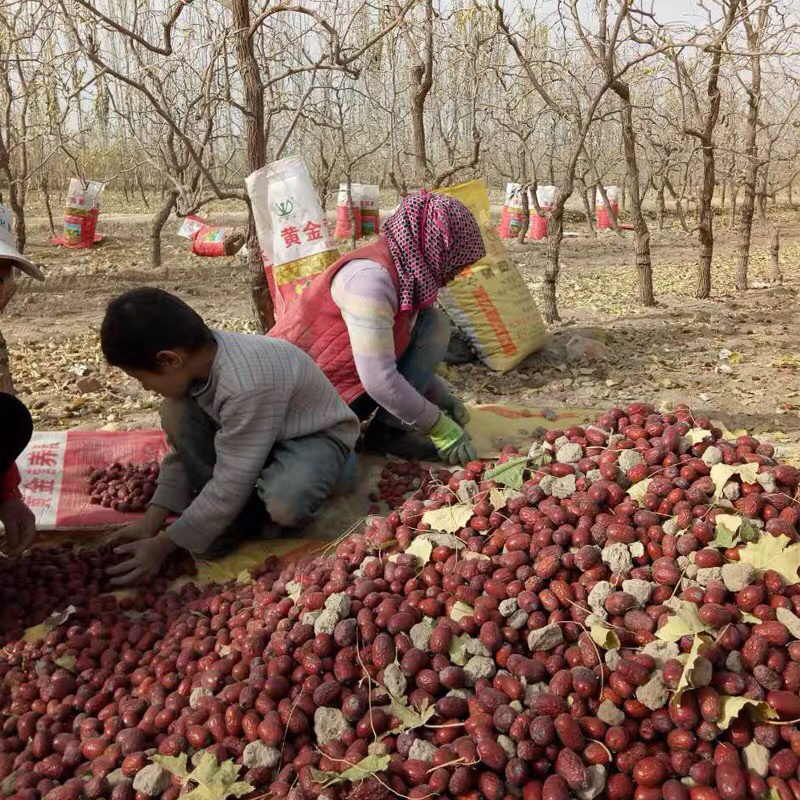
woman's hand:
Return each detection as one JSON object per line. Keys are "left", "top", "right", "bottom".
{"left": 438, "top": 393, "right": 470, "bottom": 427}
{"left": 107, "top": 531, "right": 177, "bottom": 587}
{"left": 428, "top": 413, "right": 477, "bottom": 466}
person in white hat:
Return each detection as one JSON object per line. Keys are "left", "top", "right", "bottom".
{"left": 0, "top": 238, "right": 45, "bottom": 312}
{"left": 0, "top": 238, "right": 43, "bottom": 554}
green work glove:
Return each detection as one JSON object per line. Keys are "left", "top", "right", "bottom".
{"left": 429, "top": 412, "right": 477, "bottom": 466}
{"left": 438, "top": 393, "right": 470, "bottom": 427}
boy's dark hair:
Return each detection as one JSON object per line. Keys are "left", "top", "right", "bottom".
{"left": 101, "top": 288, "right": 214, "bottom": 371}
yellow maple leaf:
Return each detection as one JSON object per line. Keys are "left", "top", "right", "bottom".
{"left": 657, "top": 600, "right": 714, "bottom": 643}
{"left": 589, "top": 624, "right": 620, "bottom": 650}
{"left": 718, "top": 696, "right": 777, "bottom": 730}
{"left": 739, "top": 534, "right": 800, "bottom": 585}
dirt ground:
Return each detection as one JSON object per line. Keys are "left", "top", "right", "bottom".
{"left": 4, "top": 206, "right": 800, "bottom": 449}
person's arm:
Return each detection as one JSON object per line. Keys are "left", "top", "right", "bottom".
{"left": 150, "top": 449, "right": 193, "bottom": 516}
{"left": 0, "top": 464, "right": 36, "bottom": 555}
{"left": 331, "top": 263, "right": 440, "bottom": 430}
{"left": 164, "top": 388, "right": 287, "bottom": 554}
{"left": 0, "top": 463, "right": 21, "bottom": 502}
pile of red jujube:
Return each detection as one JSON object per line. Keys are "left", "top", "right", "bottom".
{"left": 0, "top": 544, "right": 196, "bottom": 646}
{"left": 370, "top": 459, "right": 428, "bottom": 512}
{"left": 5, "top": 401, "right": 800, "bottom": 800}
{"left": 86, "top": 463, "right": 160, "bottom": 513}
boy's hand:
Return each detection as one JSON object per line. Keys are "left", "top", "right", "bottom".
{"left": 0, "top": 497, "right": 36, "bottom": 555}
{"left": 106, "top": 504, "right": 170, "bottom": 545}
{"left": 107, "top": 531, "right": 177, "bottom": 586}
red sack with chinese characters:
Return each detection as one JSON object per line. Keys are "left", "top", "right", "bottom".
{"left": 191, "top": 225, "right": 246, "bottom": 257}
{"left": 246, "top": 156, "right": 340, "bottom": 320}
{"left": 12, "top": 430, "right": 168, "bottom": 532}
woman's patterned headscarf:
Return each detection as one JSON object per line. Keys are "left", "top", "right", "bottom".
{"left": 383, "top": 191, "right": 486, "bottom": 312}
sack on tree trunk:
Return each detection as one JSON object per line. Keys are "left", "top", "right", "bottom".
{"left": 246, "top": 156, "right": 340, "bottom": 319}
{"left": 434, "top": 179, "right": 547, "bottom": 373}
{"left": 596, "top": 185, "right": 619, "bottom": 230}
{"left": 526, "top": 185, "right": 555, "bottom": 242}
{"left": 497, "top": 183, "right": 521, "bottom": 239}
{"left": 360, "top": 185, "right": 380, "bottom": 236}
{"left": 190, "top": 225, "right": 246, "bottom": 257}
{"left": 334, "top": 182, "right": 363, "bottom": 240}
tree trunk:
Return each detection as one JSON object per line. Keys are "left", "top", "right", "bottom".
{"left": 151, "top": 191, "right": 178, "bottom": 268}
{"left": 730, "top": 185, "right": 739, "bottom": 226}
{"left": 696, "top": 142, "right": 715, "bottom": 299}
{"left": 516, "top": 187, "right": 530, "bottom": 243}
{"left": 770, "top": 226, "right": 781, "bottom": 282}
{"left": 788, "top": 181, "right": 793, "bottom": 208}
{"left": 41, "top": 176, "right": 56, "bottom": 237}
{"left": 656, "top": 179, "right": 665, "bottom": 231}
{"left": 136, "top": 172, "right": 150, "bottom": 209}
{"left": 232, "top": 0, "right": 274, "bottom": 331}
{"left": 0, "top": 327, "right": 14, "bottom": 394}
{"left": 616, "top": 95, "right": 654, "bottom": 306}
{"left": 542, "top": 203, "right": 565, "bottom": 323}
{"left": 757, "top": 164, "right": 769, "bottom": 224}
{"left": 576, "top": 178, "right": 596, "bottom": 236}
{"left": 735, "top": 19, "right": 763, "bottom": 292}
{"left": 9, "top": 185, "right": 26, "bottom": 254}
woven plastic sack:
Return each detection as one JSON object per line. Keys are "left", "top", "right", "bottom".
{"left": 596, "top": 185, "right": 619, "bottom": 230}
{"left": 527, "top": 185, "right": 556, "bottom": 241}
{"left": 360, "top": 185, "right": 380, "bottom": 236}
{"left": 191, "top": 225, "right": 245, "bottom": 257}
{"left": 497, "top": 182, "right": 520, "bottom": 238}
{"left": 434, "top": 179, "right": 547, "bottom": 372}
{"left": 63, "top": 179, "right": 103, "bottom": 249}
{"left": 334, "top": 183, "right": 363, "bottom": 240}
{"left": 246, "top": 157, "right": 340, "bottom": 319}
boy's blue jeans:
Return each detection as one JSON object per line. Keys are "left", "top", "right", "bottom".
{"left": 159, "top": 399, "right": 352, "bottom": 554}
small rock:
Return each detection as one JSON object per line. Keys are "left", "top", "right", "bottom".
{"left": 510, "top": 700, "right": 523, "bottom": 713}
{"left": 527, "top": 624, "right": 564, "bottom": 652}
{"left": 106, "top": 770, "right": 128, "bottom": 788}
{"left": 628, "top": 542, "right": 644, "bottom": 559}
{"left": 314, "top": 708, "right": 349, "bottom": 745}
{"left": 554, "top": 435, "right": 570, "bottom": 449}
{"left": 617, "top": 450, "right": 644, "bottom": 471}
{"left": 576, "top": 766, "right": 607, "bottom": 800}
{"left": 189, "top": 687, "right": 213, "bottom": 709}
{"left": 777, "top": 608, "right": 800, "bottom": 640}
{"left": 586, "top": 612, "right": 607, "bottom": 626}
{"left": 465, "top": 637, "right": 491, "bottom": 657}
{"left": 324, "top": 592, "right": 351, "bottom": 619}
{"left": 621, "top": 579, "right": 652, "bottom": 607}
{"left": 383, "top": 663, "right": 407, "bottom": 697}
{"left": 498, "top": 735, "right": 516, "bottom": 759}
{"left": 556, "top": 442, "right": 583, "bottom": 464}
{"left": 641, "top": 640, "right": 680, "bottom": 668}
{"left": 132, "top": 765, "right": 171, "bottom": 797}
{"left": 499, "top": 598, "right": 519, "bottom": 617}
{"left": 410, "top": 617, "right": 436, "bottom": 651}
{"left": 701, "top": 446, "right": 723, "bottom": 467}
{"left": 538, "top": 474, "right": 555, "bottom": 496}
{"left": 597, "top": 700, "right": 625, "bottom": 726}
{"left": 636, "top": 673, "right": 669, "bottom": 711}
{"left": 76, "top": 375, "right": 103, "bottom": 393}
{"left": 722, "top": 482, "right": 741, "bottom": 502}
{"left": 605, "top": 650, "right": 621, "bottom": 670}
{"left": 757, "top": 472, "right": 777, "bottom": 493}
{"left": 508, "top": 610, "right": 529, "bottom": 630}
{"left": 663, "top": 517, "right": 680, "bottom": 536}
{"left": 608, "top": 434, "right": 625, "bottom": 447}
{"left": 677, "top": 555, "right": 689, "bottom": 569}
{"left": 721, "top": 563, "right": 756, "bottom": 592}
{"left": 409, "top": 739, "right": 437, "bottom": 763}
{"left": 742, "top": 740, "right": 770, "bottom": 777}
{"left": 601, "top": 543, "right": 633, "bottom": 575}
{"left": 314, "top": 609, "right": 339, "bottom": 636}
{"left": 588, "top": 580, "right": 613, "bottom": 611}
{"left": 551, "top": 474, "right": 577, "bottom": 499}
{"left": 685, "top": 564, "right": 699, "bottom": 580}
{"left": 696, "top": 567, "right": 723, "bottom": 587}
{"left": 243, "top": 741, "right": 280, "bottom": 769}
{"left": 586, "top": 469, "right": 602, "bottom": 483}
{"left": 301, "top": 610, "right": 322, "bottom": 626}
{"left": 464, "top": 656, "right": 496, "bottom": 686}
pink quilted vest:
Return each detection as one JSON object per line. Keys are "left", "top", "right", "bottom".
{"left": 269, "top": 238, "right": 414, "bottom": 404}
